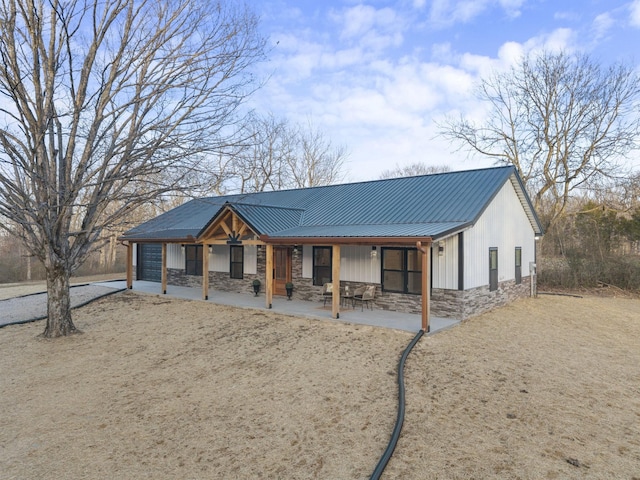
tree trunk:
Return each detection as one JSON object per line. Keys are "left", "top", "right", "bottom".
{"left": 42, "top": 259, "right": 79, "bottom": 338}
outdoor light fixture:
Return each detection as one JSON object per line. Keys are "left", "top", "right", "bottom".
{"left": 438, "top": 240, "right": 445, "bottom": 256}
{"left": 293, "top": 245, "right": 299, "bottom": 254}
{"left": 180, "top": 244, "right": 185, "bottom": 254}
{"left": 208, "top": 245, "right": 213, "bottom": 254}
{"left": 370, "top": 246, "right": 377, "bottom": 258}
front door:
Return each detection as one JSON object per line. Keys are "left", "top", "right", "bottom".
{"left": 274, "top": 247, "right": 292, "bottom": 296}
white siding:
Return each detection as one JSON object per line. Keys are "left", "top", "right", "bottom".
{"left": 160, "top": 244, "right": 257, "bottom": 274}
{"left": 302, "top": 245, "right": 312, "bottom": 278}
{"left": 210, "top": 245, "right": 229, "bottom": 272}
{"left": 166, "top": 244, "right": 183, "bottom": 269}
{"left": 464, "top": 181, "right": 536, "bottom": 289}
{"left": 431, "top": 236, "right": 459, "bottom": 289}
{"left": 243, "top": 245, "right": 257, "bottom": 275}
{"left": 301, "top": 245, "right": 381, "bottom": 283}
{"left": 340, "top": 246, "right": 381, "bottom": 283}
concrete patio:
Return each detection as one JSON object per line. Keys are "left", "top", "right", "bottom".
{"left": 96, "top": 280, "right": 460, "bottom": 334}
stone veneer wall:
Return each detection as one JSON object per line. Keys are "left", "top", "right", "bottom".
{"left": 164, "top": 251, "right": 532, "bottom": 320}
{"left": 458, "top": 276, "right": 531, "bottom": 320}
{"left": 429, "top": 276, "right": 532, "bottom": 320}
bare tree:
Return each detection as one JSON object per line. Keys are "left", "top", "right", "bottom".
{"left": 0, "top": 0, "right": 265, "bottom": 337}
{"left": 231, "top": 114, "right": 295, "bottom": 193}
{"left": 225, "top": 115, "right": 347, "bottom": 192}
{"left": 440, "top": 51, "right": 640, "bottom": 229}
{"left": 379, "top": 162, "right": 450, "bottom": 179}
{"left": 285, "top": 120, "right": 347, "bottom": 188}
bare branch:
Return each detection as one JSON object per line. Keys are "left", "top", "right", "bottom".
{"left": 439, "top": 51, "right": 640, "bottom": 229}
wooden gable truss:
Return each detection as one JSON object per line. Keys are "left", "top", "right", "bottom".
{"left": 196, "top": 206, "right": 265, "bottom": 301}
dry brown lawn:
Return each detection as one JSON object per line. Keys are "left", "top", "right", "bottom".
{"left": 1, "top": 290, "right": 639, "bottom": 479}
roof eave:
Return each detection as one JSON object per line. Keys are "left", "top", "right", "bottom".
{"left": 259, "top": 235, "right": 433, "bottom": 246}
{"left": 118, "top": 234, "right": 197, "bottom": 243}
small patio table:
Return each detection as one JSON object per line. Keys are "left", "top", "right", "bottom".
{"left": 341, "top": 292, "right": 355, "bottom": 308}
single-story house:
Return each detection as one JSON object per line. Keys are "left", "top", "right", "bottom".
{"left": 120, "top": 165, "right": 543, "bottom": 330}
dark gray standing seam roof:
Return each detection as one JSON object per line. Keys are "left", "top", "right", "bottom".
{"left": 120, "top": 166, "right": 543, "bottom": 242}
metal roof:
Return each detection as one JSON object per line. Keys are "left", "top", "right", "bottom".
{"left": 121, "top": 166, "right": 544, "bottom": 241}
{"left": 228, "top": 203, "right": 304, "bottom": 235}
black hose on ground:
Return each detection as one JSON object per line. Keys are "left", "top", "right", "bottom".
{"left": 369, "top": 329, "right": 425, "bottom": 480}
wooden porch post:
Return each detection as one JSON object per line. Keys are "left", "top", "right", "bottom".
{"left": 202, "top": 244, "right": 209, "bottom": 300}
{"left": 161, "top": 243, "right": 167, "bottom": 294}
{"left": 417, "top": 241, "right": 431, "bottom": 332}
{"left": 126, "top": 242, "right": 133, "bottom": 289}
{"left": 332, "top": 244, "right": 341, "bottom": 319}
{"left": 265, "top": 244, "right": 273, "bottom": 309}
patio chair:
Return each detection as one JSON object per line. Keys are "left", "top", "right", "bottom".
{"left": 322, "top": 282, "right": 333, "bottom": 306}
{"left": 353, "top": 285, "right": 376, "bottom": 311}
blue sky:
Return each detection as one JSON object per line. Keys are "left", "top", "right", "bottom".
{"left": 249, "top": 0, "right": 640, "bottom": 181}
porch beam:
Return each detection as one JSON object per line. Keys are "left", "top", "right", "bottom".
{"left": 201, "top": 239, "right": 266, "bottom": 246}
{"left": 161, "top": 243, "right": 167, "bottom": 294}
{"left": 202, "top": 243, "right": 209, "bottom": 300}
{"left": 260, "top": 235, "right": 433, "bottom": 246}
{"left": 332, "top": 244, "right": 340, "bottom": 319}
{"left": 126, "top": 242, "right": 133, "bottom": 289}
{"left": 265, "top": 244, "right": 273, "bottom": 309}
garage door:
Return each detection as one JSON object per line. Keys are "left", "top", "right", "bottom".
{"left": 137, "top": 244, "right": 162, "bottom": 282}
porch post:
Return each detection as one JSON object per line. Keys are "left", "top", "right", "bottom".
{"left": 332, "top": 244, "right": 340, "bottom": 319}
{"left": 265, "top": 244, "right": 273, "bottom": 309}
{"left": 417, "top": 241, "right": 431, "bottom": 332}
{"left": 161, "top": 243, "right": 167, "bottom": 294}
{"left": 202, "top": 244, "right": 209, "bottom": 300}
{"left": 126, "top": 242, "right": 133, "bottom": 289}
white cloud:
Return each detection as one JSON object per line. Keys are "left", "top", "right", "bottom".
{"left": 553, "top": 11, "right": 580, "bottom": 22}
{"left": 498, "top": 0, "right": 525, "bottom": 18}
{"left": 592, "top": 12, "right": 614, "bottom": 41}
{"left": 630, "top": 0, "right": 640, "bottom": 27}
{"left": 328, "top": 4, "right": 405, "bottom": 52}
{"left": 428, "top": 0, "right": 524, "bottom": 27}
{"left": 252, "top": 2, "right": 619, "bottom": 181}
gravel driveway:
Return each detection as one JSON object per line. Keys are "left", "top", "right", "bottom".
{"left": 0, "top": 284, "right": 125, "bottom": 327}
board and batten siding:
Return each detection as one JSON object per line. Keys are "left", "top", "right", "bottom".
{"left": 166, "top": 244, "right": 182, "bottom": 269}
{"left": 301, "top": 245, "right": 381, "bottom": 284}
{"left": 242, "top": 246, "right": 258, "bottom": 275}
{"left": 431, "top": 235, "right": 459, "bottom": 290}
{"left": 139, "top": 243, "right": 257, "bottom": 275}
{"left": 464, "top": 178, "right": 536, "bottom": 290}
{"left": 209, "top": 244, "right": 257, "bottom": 274}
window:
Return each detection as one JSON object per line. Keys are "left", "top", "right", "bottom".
{"left": 489, "top": 248, "right": 498, "bottom": 291}
{"left": 313, "top": 247, "right": 332, "bottom": 286}
{"left": 515, "top": 247, "right": 522, "bottom": 285}
{"left": 185, "top": 245, "right": 203, "bottom": 276}
{"left": 382, "top": 247, "right": 422, "bottom": 294}
{"left": 230, "top": 245, "right": 244, "bottom": 279}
